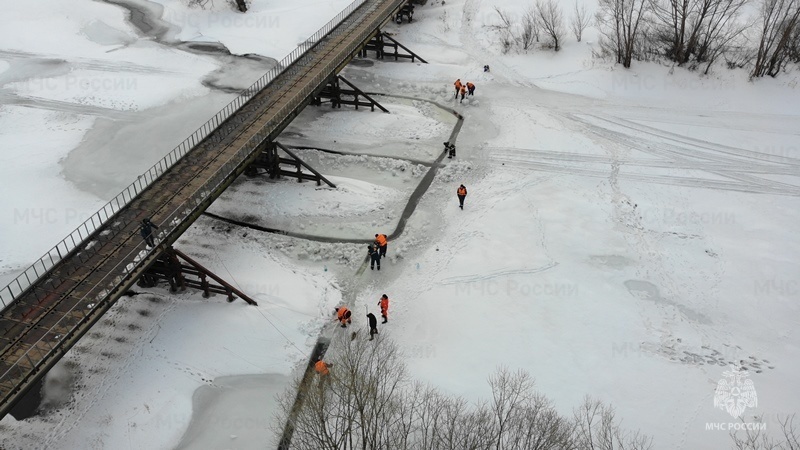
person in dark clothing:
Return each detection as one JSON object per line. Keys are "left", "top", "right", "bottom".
{"left": 366, "top": 313, "right": 379, "bottom": 340}
{"left": 140, "top": 218, "right": 159, "bottom": 247}
{"left": 368, "top": 244, "right": 381, "bottom": 270}
{"left": 457, "top": 185, "right": 467, "bottom": 210}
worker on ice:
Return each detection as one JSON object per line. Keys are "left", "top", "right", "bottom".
{"left": 454, "top": 78, "right": 462, "bottom": 98}
{"left": 374, "top": 233, "right": 388, "bottom": 258}
{"left": 335, "top": 306, "right": 352, "bottom": 328}
{"left": 368, "top": 244, "right": 381, "bottom": 271}
{"left": 315, "top": 356, "right": 333, "bottom": 376}
{"left": 378, "top": 294, "right": 389, "bottom": 324}
{"left": 367, "top": 312, "right": 379, "bottom": 340}
{"left": 457, "top": 185, "right": 468, "bottom": 209}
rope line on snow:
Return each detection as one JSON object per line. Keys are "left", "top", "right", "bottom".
{"left": 212, "top": 247, "right": 309, "bottom": 358}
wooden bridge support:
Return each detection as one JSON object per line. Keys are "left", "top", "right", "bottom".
{"left": 394, "top": 2, "right": 415, "bottom": 23}
{"left": 359, "top": 31, "right": 427, "bottom": 63}
{"left": 245, "top": 141, "right": 336, "bottom": 188}
{"left": 312, "top": 75, "right": 389, "bottom": 112}
{"left": 138, "top": 247, "right": 258, "bottom": 305}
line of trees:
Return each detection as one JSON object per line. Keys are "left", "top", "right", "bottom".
{"left": 276, "top": 336, "right": 653, "bottom": 449}
{"left": 490, "top": 0, "right": 800, "bottom": 77}
{"left": 276, "top": 335, "right": 800, "bottom": 449}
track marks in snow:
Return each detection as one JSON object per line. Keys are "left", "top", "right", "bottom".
{"left": 439, "top": 263, "right": 558, "bottom": 285}
{"left": 38, "top": 295, "right": 177, "bottom": 448}
{"left": 491, "top": 110, "right": 800, "bottom": 196}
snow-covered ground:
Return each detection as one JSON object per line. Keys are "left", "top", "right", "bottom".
{"left": 2, "top": 0, "right": 799, "bottom": 449}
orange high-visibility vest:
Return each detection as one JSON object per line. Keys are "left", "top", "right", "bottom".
{"left": 315, "top": 360, "right": 329, "bottom": 375}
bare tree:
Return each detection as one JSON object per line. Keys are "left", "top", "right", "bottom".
{"left": 489, "top": 367, "right": 534, "bottom": 448}
{"left": 648, "top": 0, "right": 695, "bottom": 63}
{"left": 276, "top": 337, "right": 407, "bottom": 450}
{"left": 752, "top": 0, "right": 800, "bottom": 77}
{"left": 277, "top": 336, "right": 652, "bottom": 450}
{"left": 572, "top": 1, "right": 593, "bottom": 42}
{"left": 730, "top": 414, "right": 800, "bottom": 449}
{"left": 788, "top": 18, "right": 800, "bottom": 62}
{"left": 520, "top": 7, "right": 541, "bottom": 51}
{"left": 491, "top": 7, "right": 517, "bottom": 53}
{"left": 648, "top": 0, "right": 749, "bottom": 71}
{"left": 696, "top": 1, "right": 751, "bottom": 73}
{"left": 535, "top": 0, "right": 567, "bottom": 51}
{"left": 573, "top": 396, "right": 654, "bottom": 450}
{"left": 489, "top": 368, "right": 575, "bottom": 449}
{"left": 596, "top": 0, "right": 652, "bottom": 67}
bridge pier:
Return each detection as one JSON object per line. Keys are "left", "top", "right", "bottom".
{"left": 8, "top": 377, "right": 42, "bottom": 420}
{"left": 394, "top": 2, "right": 415, "bottom": 23}
{"left": 138, "top": 247, "right": 257, "bottom": 305}
{"left": 246, "top": 141, "right": 336, "bottom": 188}
{"left": 362, "top": 31, "right": 427, "bottom": 63}
{"left": 312, "top": 75, "right": 389, "bottom": 113}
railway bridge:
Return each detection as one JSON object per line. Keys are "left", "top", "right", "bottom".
{"left": 0, "top": 0, "right": 418, "bottom": 419}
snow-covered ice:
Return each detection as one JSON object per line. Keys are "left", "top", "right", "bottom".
{"left": 1, "top": 0, "right": 799, "bottom": 449}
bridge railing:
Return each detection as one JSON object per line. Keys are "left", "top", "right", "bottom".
{"left": 1, "top": 0, "right": 402, "bottom": 407}
{"left": 0, "top": 0, "right": 370, "bottom": 311}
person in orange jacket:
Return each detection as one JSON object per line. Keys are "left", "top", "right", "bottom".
{"left": 454, "top": 78, "right": 462, "bottom": 98}
{"left": 459, "top": 84, "right": 467, "bottom": 103}
{"left": 378, "top": 294, "right": 389, "bottom": 323}
{"left": 374, "top": 233, "right": 388, "bottom": 258}
{"left": 335, "top": 306, "right": 352, "bottom": 328}
{"left": 466, "top": 82, "right": 475, "bottom": 96}
{"left": 457, "top": 184, "right": 467, "bottom": 209}
{"left": 315, "top": 356, "right": 332, "bottom": 376}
